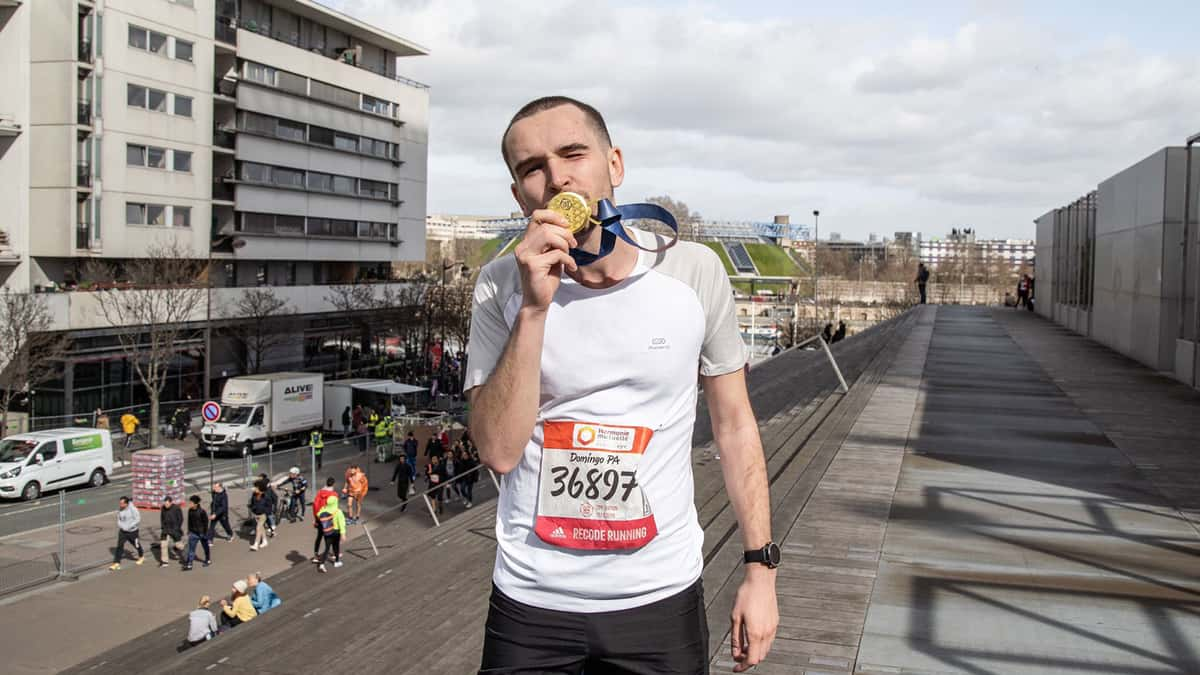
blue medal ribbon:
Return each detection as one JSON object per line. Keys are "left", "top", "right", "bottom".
{"left": 569, "top": 199, "right": 679, "bottom": 266}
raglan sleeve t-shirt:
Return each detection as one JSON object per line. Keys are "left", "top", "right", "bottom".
{"left": 465, "top": 229, "right": 746, "bottom": 613}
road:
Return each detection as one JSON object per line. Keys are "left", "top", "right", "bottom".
{"left": 0, "top": 435, "right": 371, "bottom": 539}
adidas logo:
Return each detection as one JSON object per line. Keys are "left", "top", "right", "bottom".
{"left": 550, "top": 526, "right": 566, "bottom": 538}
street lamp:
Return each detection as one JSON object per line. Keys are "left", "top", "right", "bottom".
{"left": 203, "top": 235, "right": 239, "bottom": 402}
{"left": 812, "top": 210, "right": 820, "bottom": 331}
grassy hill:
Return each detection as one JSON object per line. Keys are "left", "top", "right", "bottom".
{"left": 702, "top": 242, "right": 736, "bottom": 275}
{"left": 744, "top": 243, "right": 804, "bottom": 277}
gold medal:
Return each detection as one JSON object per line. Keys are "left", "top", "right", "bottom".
{"left": 547, "top": 192, "right": 592, "bottom": 234}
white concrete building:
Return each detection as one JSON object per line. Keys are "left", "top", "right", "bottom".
{"left": 0, "top": 0, "right": 429, "bottom": 418}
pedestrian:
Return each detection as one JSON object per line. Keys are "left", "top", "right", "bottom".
{"left": 915, "top": 263, "right": 930, "bottom": 305}
{"left": 316, "top": 494, "right": 346, "bottom": 573}
{"left": 403, "top": 429, "right": 417, "bottom": 487}
{"left": 158, "top": 496, "right": 185, "bottom": 568}
{"left": 1016, "top": 274, "right": 1031, "bottom": 310}
{"left": 208, "top": 482, "right": 234, "bottom": 542}
{"left": 469, "top": 97, "right": 778, "bottom": 672}
{"left": 120, "top": 412, "right": 140, "bottom": 454}
{"left": 184, "top": 495, "right": 211, "bottom": 570}
{"left": 1026, "top": 275, "right": 1036, "bottom": 312}
{"left": 110, "top": 496, "right": 145, "bottom": 570}
{"left": 310, "top": 427, "right": 324, "bottom": 470}
{"left": 94, "top": 408, "right": 109, "bottom": 430}
{"left": 443, "top": 449, "right": 457, "bottom": 504}
{"left": 425, "top": 454, "right": 446, "bottom": 515}
{"left": 342, "top": 464, "right": 368, "bottom": 523}
{"left": 256, "top": 474, "right": 278, "bottom": 536}
{"left": 373, "top": 415, "right": 389, "bottom": 460}
{"left": 278, "top": 467, "right": 308, "bottom": 522}
{"left": 184, "top": 596, "right": 218, "bottom": 648}
{"left": 218, "top": 580, "right": 256, "bottom": 631}
{"left": 356, "top": 420, "right": 368, "bottom": 453}
{"left": 352, "top": 404, "right": 363, "bottom": 431}
{"left": 341, "top": 406, "right": 351, "bottom": 438}
{"left": 821, "top": 323, "right": 833, "bottom": 344}
{"left": 311, "top": 477, "right": 337, "bottom": 564}
{"left": 457, "top": 446, "right": 477, "bottom": 509}
{"left": 248, "top": 484, "right": 270, "bottom": 551}
{"left": 247, "top": 572, "right": 281, "bottom": 614}
{"left": 424, "top": 432, "right": 442, "bottom": 462}
{"left": 391, "top": 454, "right": 413, "bottom": 509}
{"left": 832, "top": 320, "right": 846, "bottom": 343}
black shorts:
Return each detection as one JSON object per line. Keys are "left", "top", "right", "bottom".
{"left": 479, "top": 580, "right": 709, "bottom": 675}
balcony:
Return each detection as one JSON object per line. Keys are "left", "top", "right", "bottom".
{"left": 212, "top": 181, "right": 235, "bottom": 202}
{"left": 0, "top": 230, "right": 19, "bottom": 266}
{"left": 213, "top": 128, "right": 236, "bottom": 150}
{"left": 75, "top": 220, "right": 91, "bottom": 250}
{"left": 0, "top": 113, "right": 20, "bottom": 137}
{"left": 77, "top": 161, "right": 91, "bottom": 189}
{"left": 214, "top": 79, "right": 238, "bottom": 99}
{"left": 215, "top": 17, "right": 237, "bottom": 47}
{"left": 78, "top": 39, "right": 92, "bottom": 64}
{"left": 77, "top": 101, "right": 92, "bottom": 126}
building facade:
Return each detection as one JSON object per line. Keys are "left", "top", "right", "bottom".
{"left": 0, "top": 0, "right": 429, "bottom": 419}
{"left": 919, "top": 228, "right": 1035, "bottom": 273}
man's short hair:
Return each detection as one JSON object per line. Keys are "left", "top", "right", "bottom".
{"left": 190, "top": 495, "right": 201, "bottom": 505}
{"left": 326, "top": 477, "right": 336, "bottom": 487}
{"left": 501, "top": 96, "right": 612, "bottom": 172}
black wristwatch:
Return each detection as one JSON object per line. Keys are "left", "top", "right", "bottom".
{"left": 743, "top": 541, "right": 781, "bottom": 569}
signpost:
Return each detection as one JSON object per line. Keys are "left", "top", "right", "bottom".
{"left": 202, "top": 401, "right": 222, "bottom": 487}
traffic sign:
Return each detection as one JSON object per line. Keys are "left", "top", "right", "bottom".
{"left": 202, "top": 401, "right": 222, "bottom": 423}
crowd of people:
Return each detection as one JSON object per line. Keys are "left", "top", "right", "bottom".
{"left": 183, "top": 571, "right": 282, "bottom": 649}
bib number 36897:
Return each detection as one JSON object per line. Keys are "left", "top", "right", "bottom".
{"left": 534, "top": 421, "right": 658, "bottom": 551}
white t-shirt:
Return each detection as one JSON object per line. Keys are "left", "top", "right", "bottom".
{"left": 464, "top": 229, "right": 746, "bottom": 613}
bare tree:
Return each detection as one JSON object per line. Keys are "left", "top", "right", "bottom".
{"left": 645, "top": 195, "right": 701, "bottom": 240}
{"left": 228, "top": 288, "right": 293, "bottom": 374}
{"left": 85, "top": 242, "right": 206, "bottom": 447}
{"left": 0, "top": 292, "right": 69, "bottom": 436}
{"left": 325, "top": 282, "right": 376, "bottom": 378}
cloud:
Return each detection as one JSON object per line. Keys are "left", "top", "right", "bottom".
{"left": 323, "top": 0, "right": 1200, "bottom": 240}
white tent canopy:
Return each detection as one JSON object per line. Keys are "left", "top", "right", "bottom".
{"left": 352, "top": 381, "right": 426, "bottom": 397}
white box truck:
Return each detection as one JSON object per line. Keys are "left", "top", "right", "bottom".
{"left": 199, "top": 373, "right": 323, "bottom": 456}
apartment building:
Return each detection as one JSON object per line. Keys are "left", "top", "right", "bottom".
{"left": 0, "top": 0, "right": 429, "bottom": 419}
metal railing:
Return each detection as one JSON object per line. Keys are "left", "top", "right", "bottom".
{"left": 77, "top": 101, "right": 92, "bottom": 126}
{"left": 215, "top": 18, "right": 237, "bottom": 46}
{"left": 215, "top": 79, "right": 237, "bottom": 98}
{"left": 76, "top": 162, "right": 91, "bottom": 188}
{"left": 78, "top": 39, "right": 92, "bottom": 63}
{"left": 213, "top": 129, "right": 236, "bottom": 150}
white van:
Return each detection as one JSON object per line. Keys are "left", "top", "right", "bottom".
{"left": 0, "top": 428, "right": 113, "bottom": 501}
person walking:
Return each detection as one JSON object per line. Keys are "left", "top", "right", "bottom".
{"left": 402, "top": 431, "right": 419, "bottom": 488}
{"left": 248, "top": 485, "right": 271, "bottom": 551}
{"left": 425, "top": 454, "right": 446, "bottom": 515}
{"left": 208, "top": 482, "right": 234, "bottom": 542}
{"left": 373, "top": 415, "right": 389, "bottom": 461}
{"left": 184, "top": 495, "right": 211, "bottom": 570}
{"left": 821, "top": 323, "right": 833, "bottom": 344}
{"left": 311, "top": 477, "right": 337, "bottom": 563}
{"left": 356, "top": 419, "right": 368, "bottom": 453}
{"left": 119, "top": 412, "right": 140, "bottom": 455}
{"left": 218, "top": 580, "right": 257, "bottom": 631}
{"left": 185, "top": 596, "right": 218, "bottom": 648}
{"left": 247, "top": 572, "right": 282, "bottom": 614}
{"left": 1015, "top": 274, "right": 1031, "bottom": 309}
{"left": 316, "top": 494, "right": 346, "bottom": 573}
{"left": 457, "top": 446, "right": 477, "bottom": 509}
{"left": 341, "top": 406, "right": 351, "bottom": 438}
{"left": 158, "top": 496, "right": 185, "bottom": 568}
{"left": 832, "top": 320, "right": 847, "bottom": 343}
{"left": 391, "top": 453, "right": 413, "bottom": 510}
{"left": 110, "top": 496, "right": 145, "bottom": 570}
{"left": 310, "top": 428, "right": 324, "bottom": 470}
{"left": 915, "top": 263, "right": 930, "bottom": 305}
{"left": 1026, "top": 275, "right": 1036, "bottom": 312}
{"left": 342, "top": 464, "right": 368, "bottom": 523}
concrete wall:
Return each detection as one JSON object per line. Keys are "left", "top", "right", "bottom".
{"left": 0, "top": 2, "right": 33, "bottom": 291}
{"left": 1033, "top": 209, "right": 1055, "bottom": 321}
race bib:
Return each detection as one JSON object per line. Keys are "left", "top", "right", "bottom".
{"left": 534, "top": 421, "right": 658, "bottom": 550}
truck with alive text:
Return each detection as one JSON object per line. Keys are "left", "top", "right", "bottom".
{"left": 199, "top": 373, "right": 323, "bottom": 456}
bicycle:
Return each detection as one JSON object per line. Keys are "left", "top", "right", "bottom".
{"left": 275, "top": 485, "right": 305, "bottom": 524}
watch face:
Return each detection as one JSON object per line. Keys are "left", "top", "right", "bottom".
{"left": 767, "top": 543, "right": 781, "bottom": 566}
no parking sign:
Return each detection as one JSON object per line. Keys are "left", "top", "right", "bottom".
{"left": 202, "top": 401, "right": 222, "bottom": 423}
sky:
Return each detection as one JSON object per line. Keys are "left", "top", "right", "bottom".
{"left": 319, "top": 0, "right": 1200, "bottom": 241}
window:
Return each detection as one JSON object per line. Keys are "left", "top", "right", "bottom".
{"left": 147, "top": 146, "right": 166, "bottom": 168}
{"left": 244, "top": 62, "right": 277, "bottom": 87}
{"left": 239, "top": 111, "right": 274, "bottom": 135}
{"left": 174, "top": 95, "right": 192, "bottom": 117}
{"left": 307, "top": 217, "right": 330, "bottom": 236}
{"left": 241, "top": 162, "right": 268, "bottom": 183}
{"left": 277, "top": 215, "right": 304, "bottom": 234}
{"left": 127, "top": 84, "right": 147, "bottom": 108}
{"left": 242, "top": 213, "right": 274, "bottom": 233}
{"left": 128, "top": 26, "right": 148, "bottom": 50}
{"left": 174, "top": 39, "right": 193, "bottom": 62}
{"left": 285, "top": 262, "right": 297, "bottom": 286}
{"left": 364, "top": 138, "right": 391, "bottom": 159}
{"left": 331, "top": 175, "right": 355, "bottom": 195}
{"left": 255, "top": 262, "right": 267, "bottom": 287}
{"left": 308, "top": 172, "right": 333, "bottom": 192}
{"left": 173, "top": 206, "right": 191, "bottom": 228}
{"left": 272, "top": 167, "right": 304, "bottom": 188}
{"left": 361, "top": 95, "right": 389, "bottom": 116}
{"left": 147, "top": 204, "right": 166, "bottom": 226}
{"left": 309, "top": 79, "right": 358, "bottom": 109}
{"left": 331, "top": 219, "right": 356, "bottom": 237}
{"left": 149, "top": 31, "right": 168, "bottom": 54}
{"left": 173, "top": 150, "right": 192, "bottom": 172}
{"left": 309, "top": 125, "right": 334, "bottom": 147}
{"left": 276, "top": 119, "right": 305, "bottom": 142}
{"left": 34, "top": 442, "right": 57, "bottom": 463}
{"left": 333, "top": 133, "right": 357, "bottom": 152}
{"left": 126, "top": 202, "right": 146, "bottom": 224}
{"left": 148, "top": 88, "right": 167, "bottom": 112}
{"left": 360, "top": 179, "right": 390, "bottom": 199}
{"left": 276, "top": 70, "right": 308, "bottom": 96}
{"left": 126, "top": 144, "right": 146, "bottom": 166}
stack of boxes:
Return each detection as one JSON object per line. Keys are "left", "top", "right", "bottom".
{"left": 131, "top": 447, "right": 186, "bottom": 509}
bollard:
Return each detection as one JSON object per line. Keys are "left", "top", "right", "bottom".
{"left": 57, "top": 490, "right": 66, "bottom": 578}
{"left": 268, "top": 442, "right": 273, "bottom": 479}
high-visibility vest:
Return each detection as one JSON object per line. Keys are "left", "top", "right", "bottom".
{"left": 374, "top": 420, "right": 388, "bottom": 439}
{"left": 310, "top": 431, "right": 324, "bottom": 452}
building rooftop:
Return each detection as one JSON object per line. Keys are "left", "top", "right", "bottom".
{"left": 294, "top": 0, "right": 429, "bottom": 57}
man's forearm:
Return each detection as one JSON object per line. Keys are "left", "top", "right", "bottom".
{"left": 469, "top": 307, "right": 547, "bottom": 474}
{"left": 716, "top": 422, "right": 773, "bottom": 551}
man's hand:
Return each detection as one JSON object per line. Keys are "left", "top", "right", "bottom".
{"left": 514, "top": 209, "right": 578, "bottom": 312}
{"left": 730, "top": 567, "right": 778, "bottom": 672}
